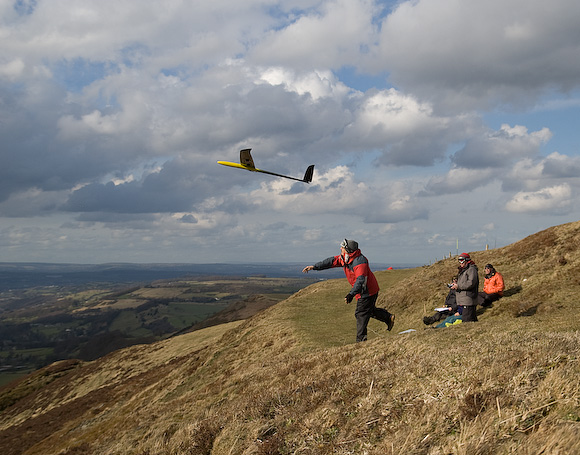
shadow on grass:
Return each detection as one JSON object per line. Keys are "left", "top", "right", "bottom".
{"left": 504, "top": 285, "right": 523, "bottom": 297}
{"left": 476, "top": 286, "right": 523, "bottom": 317}
{"left": 516, "top": 303, "right": 541, "bottom": 317}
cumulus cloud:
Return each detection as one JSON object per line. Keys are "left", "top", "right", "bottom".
{"left": 421, "top": 123, "right": 559, "bottom": 197}
{"left": 502, "top": 152, "right": 580, "bottom": 194}
{"left": 542, "top": 152, "right": 580, "bottom": 178}
{"left": 342, "top": 89, "right": 463, "bottom": 166}
{"left": 2, "top": 0, "right": 580, "bottom": 263}
{"left": 364, "top": 195, "right": 429, "bottom": 223}
{"left": 422, "top": 167, "right": 497, "bottom": 196}
{"left": 0, "top": 59, "right": 25, "bottom": 80}
{"left": 231, "top": 166, "right": 430, "bottom": 225}
{"left": 256, "top": 67, "right": 351, "bottom": 101}
{"left": 61, "top": 156, "right": 234, "bottom": 215}
{"left": 372, "top": 0, "right": 580, "bottom": 111}
{"left": 452, "top": 124, "right": 552, "bottom": 169}
{"left": 250, "top": 0, "right": 378, "bottom": 69}
{"left": 505, "top": 184, "right": 573, "bottom": 214}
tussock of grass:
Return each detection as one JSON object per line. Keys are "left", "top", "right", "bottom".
{"left": 1, "top": 221, "right": 580, "bottom": 454}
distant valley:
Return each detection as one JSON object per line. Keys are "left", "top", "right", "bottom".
{"left": 0, "top": 261, "right": 412, "bottom": 386}
{"left": 0, "top": 263, "right": 340, "bottom": 386}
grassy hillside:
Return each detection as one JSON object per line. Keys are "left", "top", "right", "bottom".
{"left": 1, "top": 221, "right": 580, "bottom": 454}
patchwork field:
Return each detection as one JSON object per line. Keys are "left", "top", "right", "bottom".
{"left": 0, "top": 275, "right": 316, "bottom": 386}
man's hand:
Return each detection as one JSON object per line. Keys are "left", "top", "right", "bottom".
{"left": 302, "top": 265, "right": 314, "bottom": 273}
{"left": 345, "top": 293, "right": 354, "bottom": 303}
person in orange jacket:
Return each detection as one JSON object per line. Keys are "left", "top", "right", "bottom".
{"left": 478, "top": 264, "right": 504, "bottom": 307}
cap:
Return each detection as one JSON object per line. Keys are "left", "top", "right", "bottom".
{"left": 340, "top": 239, "right": 359, "bottom": 253}
{"left": 458, "top": 253, "right": 470, "bottom": 261}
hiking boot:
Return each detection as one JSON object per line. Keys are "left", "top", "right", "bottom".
{"left": 387, "top": 314, "right": 395, "bottom": 331}
{"left": 423, "top": 316, "right": 434, "bottom": 325}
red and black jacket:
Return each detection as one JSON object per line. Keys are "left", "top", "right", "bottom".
{"left": 313, "top": 249, "right": 379, "bottom": 299}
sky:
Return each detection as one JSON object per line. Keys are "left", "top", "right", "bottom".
{"left": 1, "top": 0, "right": 580, "bottom": 266}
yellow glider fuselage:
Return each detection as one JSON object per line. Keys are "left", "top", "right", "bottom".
{"left": 217, "top": 161, "right": 258, "bottom": 172}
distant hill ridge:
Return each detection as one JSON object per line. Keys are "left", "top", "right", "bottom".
{"left": 0, "top": 262, "right": 412, "bottom": 291}
{"left": 1, "top": 221, "right": 580, "bottom": 454}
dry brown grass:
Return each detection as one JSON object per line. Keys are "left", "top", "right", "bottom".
{"left": 2, "top": 221, "right": 580, "bottom": 454}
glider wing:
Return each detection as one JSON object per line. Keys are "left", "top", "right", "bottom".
{"left": 218, "top": 149, "right": 314, "bottom": 183}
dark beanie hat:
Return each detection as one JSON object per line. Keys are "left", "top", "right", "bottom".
{"left": 341, "top": 239, "right": 359, "bottom": 253}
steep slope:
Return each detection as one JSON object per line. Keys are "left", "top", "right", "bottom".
{"left": 1, "top": 221, "right": 580, "bottom": 454}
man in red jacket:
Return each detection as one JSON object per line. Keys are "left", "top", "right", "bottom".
{"left": 303, "top": 239, "right": 395, "bottom": 342}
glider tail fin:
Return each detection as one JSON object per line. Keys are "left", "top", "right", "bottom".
{"left": 303, "top": 165, "right": 315, "bottom": 183}
{"left": 240, "top": 149, "right": 255, "bottom": 168}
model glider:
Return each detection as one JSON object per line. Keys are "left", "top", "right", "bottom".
{"left": 218, "top": 149, "right": 314, "bottom": 183}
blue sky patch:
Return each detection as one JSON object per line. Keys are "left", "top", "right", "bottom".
{"left": 14, "top": 0, "right": 37, "bottom": 16}
{"left": 52, "top": 58, "right": 110, "bottom": 93}
{"left": 336, "top": 66, "right": 391, "bottom": 92}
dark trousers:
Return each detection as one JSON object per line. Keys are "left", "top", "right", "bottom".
{"left": 433, "top": 310, "right": 452, "bottom": 322}
{"left": 461, "top": 305, "right": 478, "bottom": 322}
{"left": 354, "top": 293, "right": 391, "bottom": 342}
{"left": 478, "top": 291, "right": 501, "bottom": 307}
